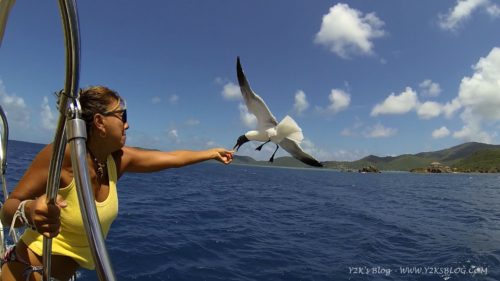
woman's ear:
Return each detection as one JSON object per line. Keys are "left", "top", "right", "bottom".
{"left": 93, "top": 113, "right": 106, "bottom": 136}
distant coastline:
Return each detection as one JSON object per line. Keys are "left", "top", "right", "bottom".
{"left": 232, "top": 142, "right": 500, "bottom": 173}
{"left": 8, "top": 140, "right": 500, "bottom": 173}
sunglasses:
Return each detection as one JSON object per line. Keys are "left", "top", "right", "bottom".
{"left": 102, "top": 99, "right": 127, "bottom": 124}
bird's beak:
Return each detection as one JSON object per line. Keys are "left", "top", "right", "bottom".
{"left": 233, "top": 143, "right": 240, "bottom": 151}
{"left": 233, "top": 135, "right": 249, "bottom": 152}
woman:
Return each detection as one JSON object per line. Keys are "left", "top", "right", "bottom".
{"left": 0, "top": 86, "right": 234, "bottom": 280}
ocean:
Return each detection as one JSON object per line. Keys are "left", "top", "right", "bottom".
{"left": 2, "top": 140, "right": 500, "bottom": 280}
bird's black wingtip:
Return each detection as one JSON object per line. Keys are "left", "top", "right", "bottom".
{"left": 236, "top": 56, "right": 241, "bottom": 70}
{"left": 236, "top": 56, "right": 247, "bottom": 87}
{"left": 301, "top": 158, "right": 323, "bottom": 168}
{"left": 310, "top": 161, "right": 323, "bottom": 168}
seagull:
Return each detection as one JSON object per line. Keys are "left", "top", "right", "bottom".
{"left": 232, "top": 57, "right": 323, "bottom": 167}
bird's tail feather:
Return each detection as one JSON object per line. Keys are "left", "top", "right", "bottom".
{"left": 287, "top": 131, "right": 304, "bottom": 143}
{"left": 275, "top": 115, "right": 303, "bottom": 143}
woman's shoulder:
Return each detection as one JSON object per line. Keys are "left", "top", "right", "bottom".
{"left": 113, "top": 146, "right": 144, "bottom": 166}
{"left": 118, "top": 146, "right": 162, "bottom": 161}
{"left": 113, "top": 146, "right": 159, "bottom": 174}
{"left": 34, "top": 143, "right": 72, "bottom": 160}
{"left": 31, "top": 143, "right": 55, "bottom": 164}
{"left": 117, "top": 146, "right": 152, "bottom": 158}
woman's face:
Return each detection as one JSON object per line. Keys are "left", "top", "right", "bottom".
{"left": 102, "top": 98, "right": 129, "bottom": 148}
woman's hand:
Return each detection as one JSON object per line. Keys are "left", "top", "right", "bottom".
{"left": 29, "top": 194, "right": 67, "bottom": 238}
{"left": 211, "top": 148, "right": 234, "bottom": 164}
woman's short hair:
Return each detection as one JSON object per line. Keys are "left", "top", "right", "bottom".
{"left": 79, "top": 85, "right": 121, "bottom": 134}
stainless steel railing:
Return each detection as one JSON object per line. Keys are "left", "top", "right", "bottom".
{"left": 0, "top": 105, "right": 8, "bottom": 200}
{"left": 0, "top": 1, "right": 116, "bottom": 280}
{"left": 0, "top": 104, "right": 15, "bottom": 255}
{"left": 0, "top": 0, "right": 15, "bottom": 47}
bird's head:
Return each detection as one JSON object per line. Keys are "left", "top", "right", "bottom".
{"left": 233, "top": 135, "right": 249, "bottom": 151}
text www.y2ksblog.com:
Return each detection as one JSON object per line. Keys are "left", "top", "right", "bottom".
{"left": 348, "top": 265, "right": 488, "bottom": 277}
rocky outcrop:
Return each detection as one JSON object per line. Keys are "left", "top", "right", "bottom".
{"left": 358, "top": 165, "right": 380, "bottom": 173}
{"left": 426, "top": 166, "right": 452, "bottom": 173}
{"left": 410, "top": 162, "right": 453, "bottom": 173}
{"left": 454, "top": 167, "right": 500, "bottom": 173}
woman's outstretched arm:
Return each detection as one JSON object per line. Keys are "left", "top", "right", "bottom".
{"left": 119, "top": 146, "right": 233, "bottom": 173}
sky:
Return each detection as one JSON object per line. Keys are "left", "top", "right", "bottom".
{"left": 1, "top": 0, "right": 500, "bottom": 161}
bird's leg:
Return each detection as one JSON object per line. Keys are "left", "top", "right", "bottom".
{"left": 269, "top": 144, "right": 279, "bottom": 162}
{"left": 255, "top": 140, "right": 270, "bottom": 151}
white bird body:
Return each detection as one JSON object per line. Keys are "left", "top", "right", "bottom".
{"left": 233, "top": 57, "right": 322, "bottom": 167}
{"left": 245, "top": 115, "right": 304, "bottom": 144}
{"left": 245, "top": 130, "right": 270, "bottom": 142}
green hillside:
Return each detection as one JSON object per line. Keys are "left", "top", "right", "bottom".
{"left": 235, "top": 142, "right": 500, "bottom": 172}
{"left": 453, "top": 148, "right": 500, "bottom": 172}
{"left": 328, "top": 142, "right": 500, "bottom": 171}
{"left": 415, "top": 142, "right": 497, "bottom": 163}
{"left": 232, "top": 155, "right": 313, "bottom": 168}
{"left": 323, "top": 155, "right": 431, "bottom": 171}
{"left": 233, "top": 155, "right": 257, "bottom": 164}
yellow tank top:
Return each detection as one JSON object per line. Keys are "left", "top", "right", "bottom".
{"left": 21, "top": 155, "right": 119, "bottom": 269}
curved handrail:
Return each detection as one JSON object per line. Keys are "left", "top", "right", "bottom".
{"left": 0, "top": 104, "right": 12, "bottom": 255}
{"left": 0, "top": 0, "right": 15, "bottom": 47}
{"left": 41, "top": 1, "right": 116, "bottom": 280}
{"left": 0, "top": 105, "right": 11, "bottom": 219}
{"left": 0, "top": 1, "right": 116, "bottom": 279}
{"left": 0, "top": 105, "right": 8, "bottom": 178}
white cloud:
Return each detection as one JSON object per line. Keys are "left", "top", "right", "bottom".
{"left": 151, "top": 97, "right": 162, "bottom": 104}
{"left": 371, "top": 87, "right": 418, "bottom": 116}
{"left": 239, "top": 103, "right": 257, "bottom": 128}
{"left": 419, "top": 79, "right": 442, "bottom": 97}
{"left": 167, "top": 129, "right": 180, "bottom": 143}
{"left": 214, "top": 77, "right": 225, "bottom": 85}
{"left": 314, "top": 3, "right": 385, "bottom": 58}
{"left": 40, "top": 96, "right": 56, "bottom": 130}
{"left": 169, "top": 94, "right": 179, "bottom": 105}
{"left": 486, "top": 3, "right": 500, "bottom": 16}
{"left": 432, "top": 126, "right": 451, "bottom": 138}
{"left": 439, "top": 0, "right": 499, "bottom": 31}
{"left": 300, "top": 138, "right": 330, "bottom": 161}
{"left": 370, "top": 84, "right": 456, "bottom": 120}
{"left": 340, "top": 128, "right": 354, "bottom": 137}
{"left": 293, "top": 90, "right": 309, "bottom": 115}
{"left": 0, "top": 80, "right": 30, "bottom": 128}
{"left": 456, "top": 47, "right": 500, "bottom": 120}
{"left": 452, "top": 109, "right": 493, "bottom": 142}
{"left": 417, "top": 101, "right": 442, "bottom": 120}
{"left": 332, "top": 148, "right": 368, "bottom": 161}
{"left": 453, "top": 110, "right": 496, "bottom": 143}
{"left": 221, "top": 82, "right": 241, "bottom": 100}
{"left": 185, "top": 118, "right": 200, "bottom": 126}
{"left": 442, "top": 98, "right": 462, "bottom": 118}
{"left": 364, "top": 123, "right": 397, "bottom": 138}
{"left": 368, "top": 48, "right": 499, "bottom": 140}
{"left": 328, "top": 89, "right": 351, "bottom": 113}
{"left": 448, "top": 47, "right": 500, "bottom": 143}
{"left": 340, "top": 119, "right": 364, "bottom": 137}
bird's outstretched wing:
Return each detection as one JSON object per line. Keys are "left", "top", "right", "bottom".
{"left": 279, "top": 138, "right": 323, "bottom": 167}
{"left": 237, "top": 57, "right": 278, "bottom": 129}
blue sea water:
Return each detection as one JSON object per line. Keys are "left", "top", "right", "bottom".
{"left": 3, "top": 140, "right": 500, "bottom": 280}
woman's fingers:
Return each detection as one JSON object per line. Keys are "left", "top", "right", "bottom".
{"left": 30, "top": 195, "right": 65, "bottom": 237}
{"left": 213, "top": 148, "right": 234, "bottom": 164}
{"left": 56, "top": 194, "right": 67, "bottom": 208}
{"left": 38, "top": 223, "right": 61, "bottom": 238}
